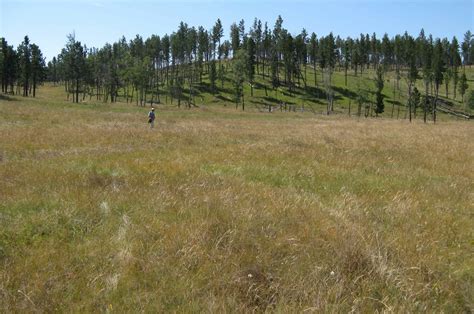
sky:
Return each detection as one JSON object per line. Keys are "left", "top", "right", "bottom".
{"left": 1, "top": 0, "right": 473, "bottom": 61}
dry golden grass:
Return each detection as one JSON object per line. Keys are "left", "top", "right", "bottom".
{"left": 1, "top": 86, "right": 473, "bottom": 312}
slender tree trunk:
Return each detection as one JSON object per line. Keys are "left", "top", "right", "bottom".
{"left": 75, "top": 79, "right": 79, "bottom": 103}
{"left": 433, "top": 85, "right": 439, "bottom": 124}
{"left": 344, "top": 66, "right": 347, "bottom": 86}
{"left": 32, "top": 76, "right": 36, "bottom": 97}
{"left": 313, "top": 62, "right": 317, "bottom": 86}
{"left": 408, "top": 83, "right": 412, "bottom": 123}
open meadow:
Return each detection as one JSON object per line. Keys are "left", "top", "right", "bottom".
{"left": 1, "top": 85, "right": 473, "bottom": 312}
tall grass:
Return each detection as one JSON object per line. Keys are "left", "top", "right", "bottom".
{"left": 0, "top": 86, "right": 473, "bottom": 311}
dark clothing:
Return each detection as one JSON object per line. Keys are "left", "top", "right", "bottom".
{"left": 148, "top": 111, "right": 156, "bottom": 121}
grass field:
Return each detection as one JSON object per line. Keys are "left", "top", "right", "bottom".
{"left": 1, "top": 83, "right": 473, "bottom": 312}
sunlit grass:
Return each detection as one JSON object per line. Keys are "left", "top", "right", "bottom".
{"left": 0, "top": 84, "right": 473, "bottom": 311}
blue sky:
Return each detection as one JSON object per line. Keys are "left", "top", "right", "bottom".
{"left": 1, "top": 0, "right": 472, "bottom": 61}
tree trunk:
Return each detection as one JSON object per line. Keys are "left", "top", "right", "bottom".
{"left": 313, "top": 62, "right": 317, "bottom": 86}
{"left": 76, "top": 79, "right": 79, "bottom": 103}
{"left": 433, "top": 85, "right": 439, "bottom": 124}
{"left": 344, "top": 67, "right": 347, "bottom": 86}
{"left": 408, "top": 83, "right": 412, "bottom": 123}
{"left": 32, "top": 76, "right": 36, "bottom": 97}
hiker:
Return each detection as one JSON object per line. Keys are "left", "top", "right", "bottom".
{"left": 148, "top": 108, "right": 156, "bottom": 128}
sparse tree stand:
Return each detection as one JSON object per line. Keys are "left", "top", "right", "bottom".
{"left": 63, "top": 34, "right": 86, "bottom": 103}
{"left": 17, "top": 17, "right": 470, "bottom": 124}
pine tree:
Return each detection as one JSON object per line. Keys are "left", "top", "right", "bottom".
{"left": 381, "top": 33, "right": 392, "bottom": 68}
{"left": 245, "top": 37, "right": 256, "bottom": 96}
{"left": 422, "top": 35, "right": 433, "bottom": 123}
{"left": 209, "top": 60, "right": 217, "bottom": 93}
{"left": 450, "top": 37, "right": 461, "bottom": 99}
{"left": 18, "top": 36, "right": 31, "bottom": 97}
{"left": 374, "top": 66, "right": 384, "bottom": 116}
{"left": 230, "top": 23, "right": 240, "bottom": 55}
{"left": 212, "top": 18, "right": 223, "bottom": 61}
{"left": 461, "top": 31, "right": 472, "bottom": 67}
{"left": 458, "top": 72, "right": 468, "bottom": 104}
{"left": 231, "top": 49, "right": 247, "bottom": 110}
{"left": 411, "top": 87, "right": 421, "bottom": 118}
{"left": 270, "top": 48, "right": 279, "bottom": 92}
{"left": 407, "top": 55, "right": 418, "bottom": 122}
{"left": 63, "top": 34, "right": 87, "bottom": 103}
{"left": 309, "top": 33, "right": 318, "bottom": 85}
{"left": 341, "top": 38, "right": 352, "bottom": 86}
{"left": 467, "top": 91, "right": 474, "bottom": 110}
{"left": 30, "top": 43, "right": 45, "bottom": 97}
{"left": 432, "top": 39, "right": 446, "bottom": 123}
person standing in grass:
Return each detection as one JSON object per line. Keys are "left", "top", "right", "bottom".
{"left": 148, "top": 108, "right": 156, "bottom": 129}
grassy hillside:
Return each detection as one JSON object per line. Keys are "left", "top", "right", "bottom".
{"left": 0, "top": 86, "right": 473, "bottom": 311}
{"left": 128, "top": 64, "right": 474, "bottom": 120}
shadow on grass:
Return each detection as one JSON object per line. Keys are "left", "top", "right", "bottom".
{"left": 262, "top": 96, "right": 282, "bottom": 104}
{"left": 0, "top": 94, "right": 18, "bottom": 101}
{"left": 386, "top": 99, "right": 403, "bottom": 107}
{"left": 215, "top": 94, "right": 232, "bottom": 102}
{"left": 333, "top": 86, "right": 358, "bottom": 99}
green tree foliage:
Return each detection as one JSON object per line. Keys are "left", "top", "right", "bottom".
{"left": 461, "top": 31, "right": 472, "bottom": 66}
{"left": 212, "top": 18, "right": 223, "bottom": 60}
{"left": 410, "top": 87, "right": 421, "bottom": 118}
{"left": 245, "top": 37, "right": 256, "bottom": 96}
{"left": 17, "top": 36, "right": 32, "bottom": 96}
{"left": 374, "top": 66, "right": 384, "bottom": 115}
{"left": 62, "top": 34, "right": 87, "bottom": 103}
{"left": 1, "top": 38, "right": 19, "bottom": 94}
{"left": 30, "top": 43, "right": 45, "bottom": 97}
{"left": 230, "top": 23, "right": 240, "bottom": 54}
{"left": 341, "top": 37, "right": 352, "bottom": 86}
{"left": 209, "top": 60, "right": 217, "bottom": 93}
{"left": 1, "top": 36, "right": 45, "bottom": 97}
{"left": 231, "top": 49, "right": 247, "bottom": 110}
{"left": 309, "top": 33, "right": 318, "bottom": 85}
{"left": 5, "top": 18, "right": 469, "bottom": 124}
{"left": 467, "top": 90, "right": 474, "bottom": 110}
{"left": 431, "top": 39, "right": 446, "bottom": 123}
{"left": 458, "top": 72, "right": 468, "bottom": 103}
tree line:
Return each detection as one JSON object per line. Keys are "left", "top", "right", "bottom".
{"left": 1, "top": 17, "right": 473, "bottom": 121}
